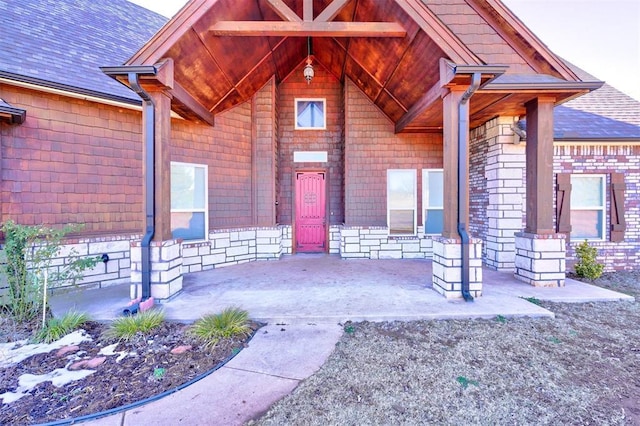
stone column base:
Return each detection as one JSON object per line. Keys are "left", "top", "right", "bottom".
{"left": 514, "top": 232, "right": 566, "bottom": 287}
{"left": 131, "top": 239, "right": 183, "bottom": 300}
{"left": 432, "top": 237, "right": 483, "bottom": 299}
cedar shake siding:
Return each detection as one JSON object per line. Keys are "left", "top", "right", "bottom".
{"left": 277, "top": 64, "right": 345, "bottom": 226}
{"left": 344, "top": 80, "right": 443, "bottom": 227}
{"left": 0, "top": 84, "right": 143, "bottom": 234}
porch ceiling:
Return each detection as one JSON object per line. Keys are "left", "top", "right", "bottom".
{"left": 123, "top": 0, "right": 598, "bottom": 132}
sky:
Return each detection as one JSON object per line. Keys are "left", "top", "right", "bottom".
{"left": 129, "top": 0, "right": 640, "bottom": 100}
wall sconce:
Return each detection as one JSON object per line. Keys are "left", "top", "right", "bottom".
{"left": 304, "top": 36, "right": 314, "bottom": 84}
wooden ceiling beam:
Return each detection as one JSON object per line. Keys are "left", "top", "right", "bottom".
{"left": 171, "top": 81, "right": 215, "bottom": 126}
{"left": 303, "top": 0, "right": 313, "bottom": 21}
{"left": 209, "top": 21, "right": 406, "bottom": 37}
{"left": 395, "top": 82, "right": 447, "bottom": 133}
{"left": 315, "top": 0, "right": 349, "bottom": 22}
{"left": 266, "top": 0, "right": 302, "bottom": 22}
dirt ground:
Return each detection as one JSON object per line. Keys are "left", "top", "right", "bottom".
{"left": 253, "top": 271, "right": 640, "bottom": 425}
{"left": 0, "top": 320, "right": 258, "bottom": 425}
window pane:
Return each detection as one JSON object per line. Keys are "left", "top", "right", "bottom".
{"left": 571, "top": 210, "right": 603, "bottom": 239}
{"left": 427, "top": 171, "right": 443, "bottom": 207}
{"left": 571, "top": 176, "right": 603, "bottom": 207}
{"left": 424, "top": 209, "right": 444, "bottom": 234}
{"left": 388, "top": 171, "right": 415, "bottom": 209}
{"left": 171, "top": 212, "right": 205, "bottom": 240}
{"left": 193, "top": 167, "right": 205, "bottom": 209}
{"left": 296, "top": 100, "right": 325, "bottom": 128}
{"left": 171, "top": 164, "right": 206, "bottom": 210}
{"left": 389, "top": 210, "right": 414, "bottom": 235}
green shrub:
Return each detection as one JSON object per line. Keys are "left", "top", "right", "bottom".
{"left": 190, "top": 307, "right": 251, "bottom": 349}
{"left": 34, "top": 311, "right": 90, "bottom": 343}
{"left": 0, "top": 221, "right": 99, "bottom": 322}
{"left": 104, "top": 309, "right": 165, "bottom": 341}
{"left": 574, "top": 240, "right": 604, "bottom": 281}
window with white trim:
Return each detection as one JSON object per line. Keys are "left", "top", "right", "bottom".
{"left": 171, "top": 162, "right": 208, "bottom": 241}
{"left": 387, "top": 169, "right": 417, "bottom": 235}
{"left": 295, "top": 98, "right": 326, "bottom": 129}
{"left": 422, "top": 169, "right": 444, "bottom": 234}
{"left": 570, "top": 174, "right": 605, "bottom": 240}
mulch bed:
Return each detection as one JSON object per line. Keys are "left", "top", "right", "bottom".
{"left": 0, "top": 320, "right": 259, "bottom": 425}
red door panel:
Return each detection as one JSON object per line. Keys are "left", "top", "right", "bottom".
{"left": 295, "top": 172, "right": 326, "bottom": 252}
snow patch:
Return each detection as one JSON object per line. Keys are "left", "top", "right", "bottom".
{"left": 0, "top": 330, "right": 92, "bottom": 368}
{"left": 0, "top": 368, "right": 96, "bottom": 403}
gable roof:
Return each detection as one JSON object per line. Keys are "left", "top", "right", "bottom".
{"left": 0, "top": 0, "right": 167, "bottom": 103}
{"left": 120, "top": 0, "right": 596, "bottom": 131}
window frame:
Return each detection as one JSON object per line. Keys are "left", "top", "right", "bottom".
{"left": 422, "top": 168, "right": 444, "bottom": 235}
{"left": 387, "top": 169, "right": 417, "bottom": 236}
{"left": 170, "top": 161, "right": 209, "bottom": 242}
{"left": 570, "top": 173, "right": 606, "bottom": 241}
{"left": 294, "top": 98, "right": 327, "bottom": 130}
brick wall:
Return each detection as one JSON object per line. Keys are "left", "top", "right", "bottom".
{"left": 344, "top": 80, "right": 443, "bottom": 226}
{"left": 0, "top": 84, "right": 143, "bottom": 233}
{"left": 554, "top": 143, "right": 640, "bottom": 271}
{"left": 277, "top": 63, "right": 345, "bottom": 225}
{"left": 469, "top": 122, "right": 489, "bottom": 242}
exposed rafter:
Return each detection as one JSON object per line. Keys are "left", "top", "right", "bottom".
{"left": 172, "top": 81, "right": 215, "bottom": 126}
{"left": 395, "top": 83, "right": 446, "bottom": 133}
{"left": 209, "top": 21, "right": 406, "bottom": 37}
{"left": 315, "top": 0, "right": 349, "bottom": 22}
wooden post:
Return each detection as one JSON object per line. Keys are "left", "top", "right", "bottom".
{"left": 442, "top": 86, "right": 466, "bottom": 239}
{"left": 524, "top": 96, "right": 556, "bottom": 234}
{"left": 144, "top": 88, "right": 173, "bottom": 241}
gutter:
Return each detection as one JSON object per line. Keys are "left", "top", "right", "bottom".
{"left": 457, "top": 72, "right": 482, "bottom": 302}
{"left": 127, "top": 72, "right": 155, "bottom": 302}
{"left": 102, "top": 65, "right": 158, "bottom": 306}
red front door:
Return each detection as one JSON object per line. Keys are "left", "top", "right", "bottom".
{"left": 295, "top": 172, "right": 327, "bottom": 252}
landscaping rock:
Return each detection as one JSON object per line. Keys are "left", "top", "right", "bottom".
{"left": 56, "top": 345, "right": 80, "bottom": 358}
{"left": 68, "top": 357, "right": 107, "bottom": 371}
{"left": 170, "top": 345, "right": 192, "bottom": 355}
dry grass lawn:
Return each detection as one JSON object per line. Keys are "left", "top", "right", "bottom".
{"left": 253, "top": 272, "right": 640, "bottom": 425}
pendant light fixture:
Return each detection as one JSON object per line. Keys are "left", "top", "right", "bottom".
{"left": 303, "top": 36, "right": 314, "bottom": 84}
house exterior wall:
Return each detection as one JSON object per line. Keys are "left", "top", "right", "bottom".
{"left": 276, "top": 64, "right": 345, "bottom": 226}
{"left": 0, "top": 83, "right": 143, "bottom": 233}
{"left": 554, "top": 143, "right": 640, "bottom": 271}
{"left": 344, "top": 80, "right": 443, "bottom": 226}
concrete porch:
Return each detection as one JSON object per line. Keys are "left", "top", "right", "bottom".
{"left": 50, "top": 255, "right": 633, "bottom": 323}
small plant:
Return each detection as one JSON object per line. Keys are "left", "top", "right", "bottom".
{"left": 523, "top": 296, "right": 542, "bottom": 306}
{"left": 456, "top": 376, "right": 479, "bottom": 389}
{"left": 153, "top": 367, "right": 166, "bottom": 380}
{"left": 34, "top": 311, "right": 90, "bottom": 343}
{"left": 495, "top": 315, "right": 507, "bottom": 324}
{"left": 0, "top": 220, "right": 99, "bottom": 323}
{"left": 190, "top": 307, "right": 251, "bottom": 350}
{"left": 574, "top": 240, "right": 604, "bottom": 281}
{"left": 344, "top": 324, "right": 355, "bottom": 334}
{"left": 104, "top": 309, "right": 165, "bottom": 341}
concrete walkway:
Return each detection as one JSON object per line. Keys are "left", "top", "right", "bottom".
{"left": 48, "top": 255, "right": 633, "bottom": 425}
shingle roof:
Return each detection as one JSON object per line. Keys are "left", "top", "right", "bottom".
{"left": 0, "top": 0, "right": 168, "bottom": 102}
{"left": 554, "top": 62, "right": 640, "bottom": 139}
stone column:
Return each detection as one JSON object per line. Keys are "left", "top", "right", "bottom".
{"left": 515, "top": 97, "right": 565, "bottom": 287}
{"left": 484, "top": 117, "right": 526, "bottom": 270}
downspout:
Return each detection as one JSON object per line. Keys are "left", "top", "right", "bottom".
{"left": 457, "top": 72, "right": 481, "bottom": 302}
{"left": 128, "top": 72, "right": 155, "bottom": 302}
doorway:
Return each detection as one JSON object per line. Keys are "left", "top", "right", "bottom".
{"left": 295, "top": 171, "right": 327, "bottom": 252}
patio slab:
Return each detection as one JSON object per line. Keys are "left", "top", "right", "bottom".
{"left": 50, "top": 254, "right": 634, "bottom": 323}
